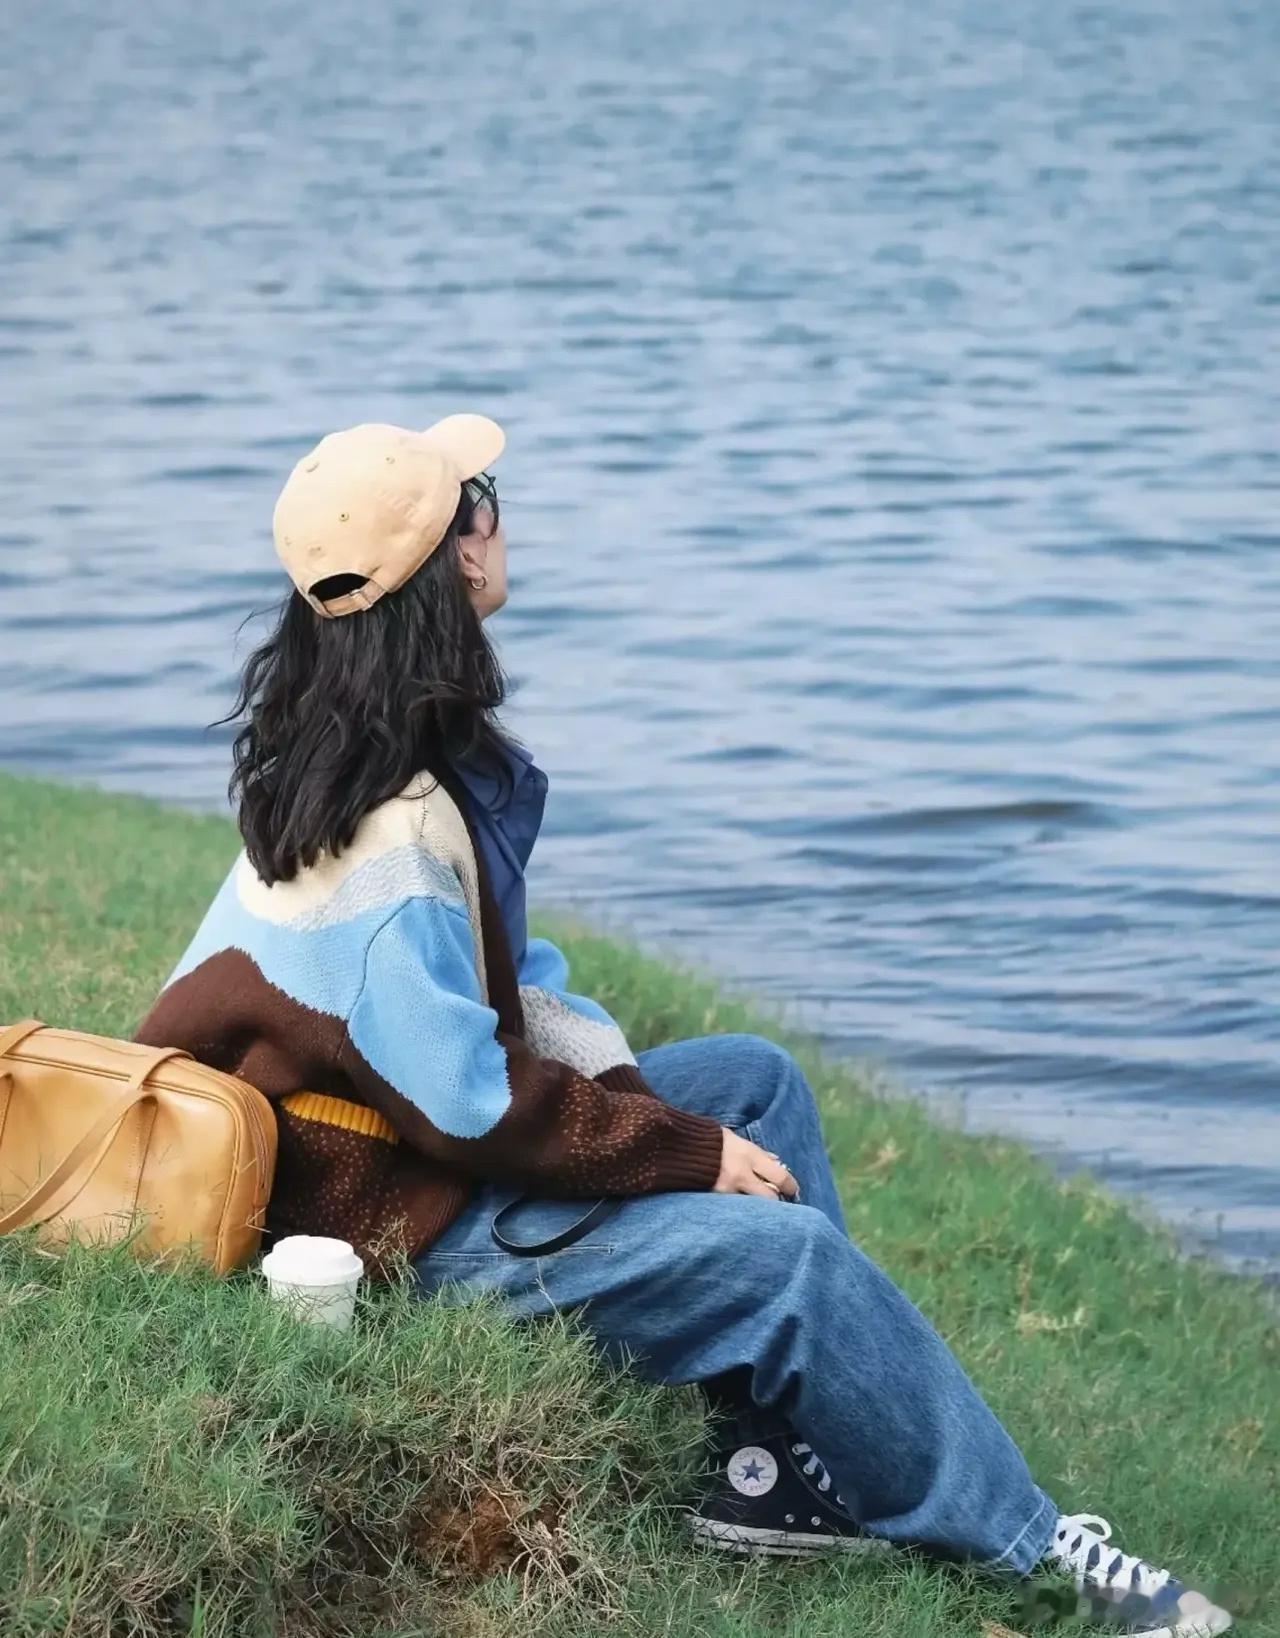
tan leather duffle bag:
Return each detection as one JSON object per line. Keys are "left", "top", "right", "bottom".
{"left": 0, "top": 1018, "right": 277, "bottom": 1275}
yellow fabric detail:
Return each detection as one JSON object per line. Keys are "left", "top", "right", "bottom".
{"left": 279, "top": 1090, "right": 398, "bottom": 1144}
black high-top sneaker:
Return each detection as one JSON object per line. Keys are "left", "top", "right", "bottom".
{"left": 688, "top": 1430, "right": 888, "bottom": 1557}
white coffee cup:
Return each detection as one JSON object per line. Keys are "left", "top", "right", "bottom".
{"left": 259, "top": 1234, "right": 364, "bottom": 1330}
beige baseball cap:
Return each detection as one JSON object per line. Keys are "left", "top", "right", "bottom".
{"left": 272, "top": 413, "right": 506, "bottom": 618}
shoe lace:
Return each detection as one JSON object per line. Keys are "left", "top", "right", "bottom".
{"left": 1050, "top": 1513, "right": 1171, "bottom": 1603}
{"left": 790, "top": 1441, "right": 846, "bottom": 1508}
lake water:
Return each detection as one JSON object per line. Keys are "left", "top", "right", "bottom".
{"left": 2, "top": 1, "right": 1277, "bottom": 1276}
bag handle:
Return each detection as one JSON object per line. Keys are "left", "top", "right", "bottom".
{"left": 0, "top": 1019, "right": 48, "bottom": 1149}
{"left": 0, "top": 1019, "right": 47, "bottom": 1058}
{"left": 0, "top": 1042, "right": 193, "bottom": 1235}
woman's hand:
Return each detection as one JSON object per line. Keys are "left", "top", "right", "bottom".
{"left": 714, "top": 1128, "right": 800, "bottom": 1200}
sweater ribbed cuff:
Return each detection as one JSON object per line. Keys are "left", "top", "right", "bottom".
{"left": 596, "top": 1063, "right": 724, "bottom": 1192}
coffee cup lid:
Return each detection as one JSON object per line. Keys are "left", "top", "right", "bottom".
{"left": 260, "top": 1234, "right": 364, "bottom": 1284}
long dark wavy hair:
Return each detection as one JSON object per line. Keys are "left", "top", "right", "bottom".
{"left": 216, "top": 473, "right": 518, "bottom": 886}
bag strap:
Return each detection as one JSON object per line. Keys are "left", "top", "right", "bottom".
{"left": 0, "top": 1020, "right": 49, "bottom": 1149}
{"left": 0, "top": 1042, "right": 193, "bottom": 1236}
{"left": 489, "top": 1192, "right": 623, "bottom": 1257}
{"left": 0, "top": 1019, "right": 47, "bottom": 1058}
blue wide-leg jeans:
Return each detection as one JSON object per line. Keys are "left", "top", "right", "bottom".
{"left": 409, "top": 1033, "right": 1058, "bottom": 1574}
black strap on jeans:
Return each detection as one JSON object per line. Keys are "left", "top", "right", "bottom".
{"left": 490, "top": 1192, "right": 623, "bottom": 1256}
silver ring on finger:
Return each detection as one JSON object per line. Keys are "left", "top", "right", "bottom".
{"left": 775, "top": 1171, "right": 802, "bottom": 1203}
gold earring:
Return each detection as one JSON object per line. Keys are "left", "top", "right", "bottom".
{"left": 467, "top": 573, "right": 488, "bottom": 590}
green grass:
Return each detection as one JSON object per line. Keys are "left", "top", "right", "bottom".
{"left": 0, "top": 765, "right": 1275, "bottom": 1638}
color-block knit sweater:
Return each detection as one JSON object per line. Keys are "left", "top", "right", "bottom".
{"left": 131, "top": 764, "right": 724, "bottom": 1278}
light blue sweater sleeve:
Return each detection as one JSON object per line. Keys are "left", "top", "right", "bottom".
{"left": 517, "top": 932, "right": 639, "bottom": 1076}
{"left": 345, "top": 897, "right": 517, "bottom": 1140}
{"left": 338, "top": 899, "right": 722, "bottom": 1194}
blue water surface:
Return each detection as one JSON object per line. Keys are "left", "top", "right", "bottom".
{"left": 2, "top": 1, "right": 1277, "bottom": 1274}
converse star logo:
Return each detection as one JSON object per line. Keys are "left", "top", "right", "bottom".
{"left": 727, "top": 1445, "right": 778, "bottom": 1497}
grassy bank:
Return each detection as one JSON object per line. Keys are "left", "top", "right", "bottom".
{"left": 0, "top": 765, "right": 1275, "bottom": 1638}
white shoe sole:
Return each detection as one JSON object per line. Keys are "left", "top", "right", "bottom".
{"left": 1049, "top": 1591, "right": 1233, "bottom": 1638}
{"left": 688, "top": 1513, "right": 890, "bottom": 1558}
{"left": 1131, "top": 1608, "right": 1233, "bottom": 1638}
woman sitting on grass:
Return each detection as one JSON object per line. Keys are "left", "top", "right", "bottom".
{"left": 133, "top": 412, "right": 1230, "bottom": 1638}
